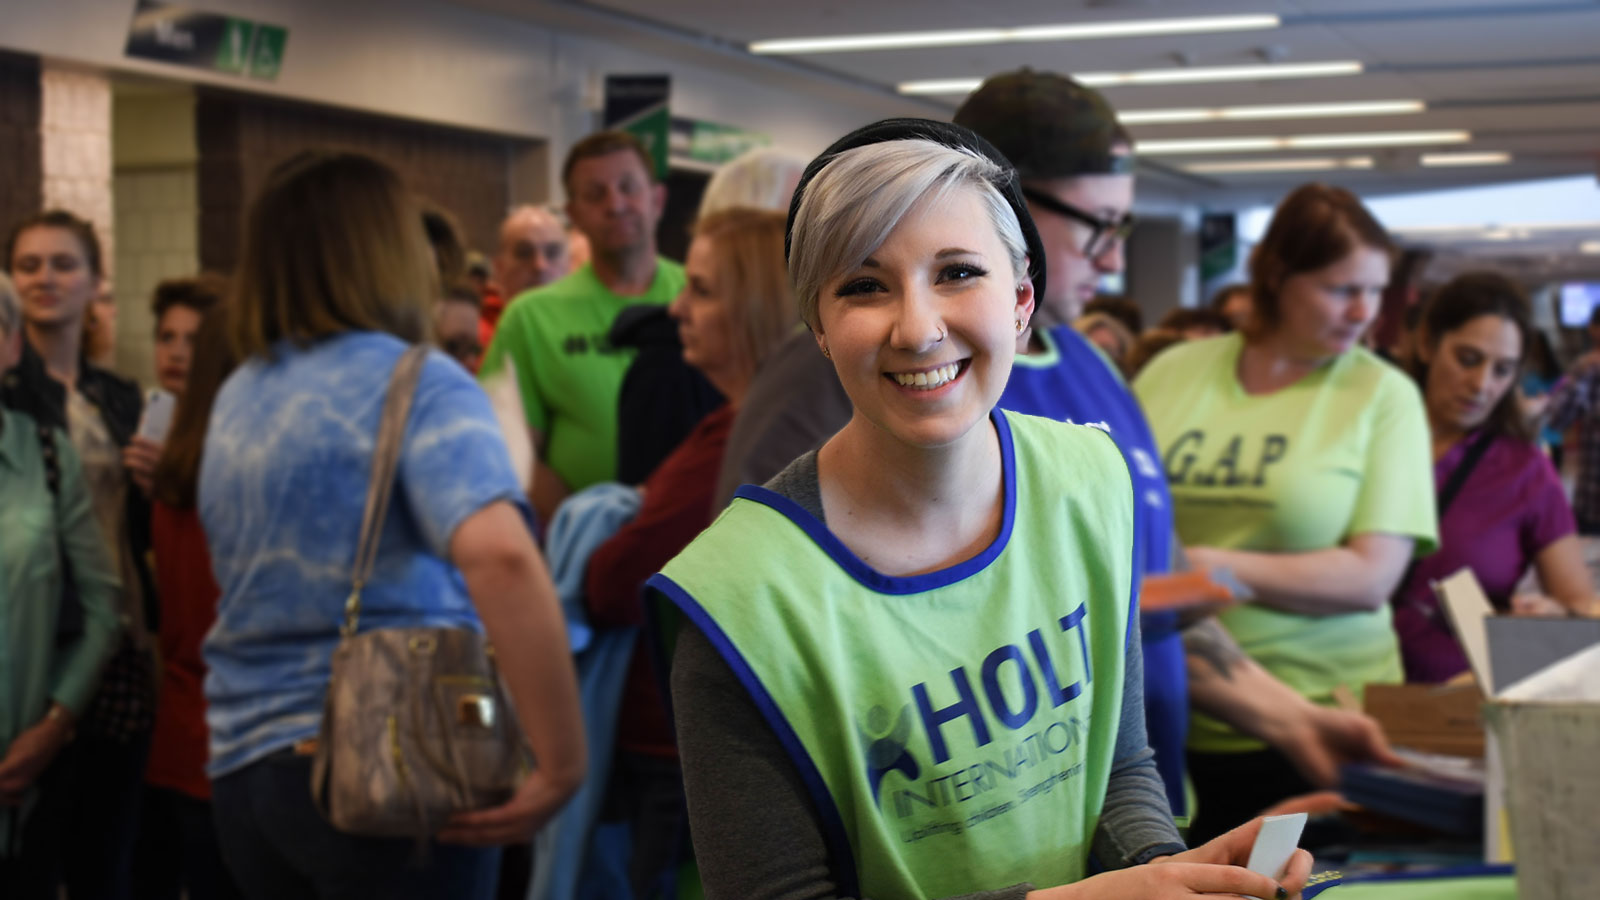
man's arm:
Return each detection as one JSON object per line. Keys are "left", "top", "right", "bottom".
{"left": 1183, "top": 617, "right": 1400, "bottom": 787}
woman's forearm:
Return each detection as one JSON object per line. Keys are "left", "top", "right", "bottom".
{"left": 1193, "top": 534, "right": 1412, "bottom": 617}
{"left": 1531, "top": 535, "right": 1600, "bottom": 617}
{"left": 454, "top": 502, "right": 586, "bottom": 796}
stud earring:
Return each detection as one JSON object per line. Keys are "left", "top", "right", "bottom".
{"left": 820, "top": 344, "right": 832, "bottom": 360}
{"left": 1015, "top": 317, "right": 1025, "bottom": 334}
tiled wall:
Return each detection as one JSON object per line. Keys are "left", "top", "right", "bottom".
{"left": 40, "top": 65, "right": 114, "bottom": 278}
{"left": 113, "top": 167, "right": 198, "bottom": 386}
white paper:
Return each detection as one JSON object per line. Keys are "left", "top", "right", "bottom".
{"left": 1499, "top": 643, "right": 1600, "bottom": 702}
{"left": 1246, "top": 812, "right": 1306, "bottom": 881}
{"left": 1433, "top": 567, "right": 1497, "bottom": 691}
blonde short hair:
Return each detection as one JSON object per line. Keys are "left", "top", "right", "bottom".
{"left": 230, "top": 151, "right": 436, "bottom": 358}
{"left": 698, "top": 148, "right": 808, "bottom": 218}
{"left": 788, "top": 139, "right": 1027, "bottom": 331}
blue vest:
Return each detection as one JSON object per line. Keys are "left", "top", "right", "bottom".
{"left": 999, "top": 325, "right": 1187, "bottom": 815}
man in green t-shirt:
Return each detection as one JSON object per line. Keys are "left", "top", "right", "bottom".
{"left": 481, "top": 131, "right": 686, "bottom": 523}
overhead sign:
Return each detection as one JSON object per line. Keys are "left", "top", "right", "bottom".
{"left": 604, "top": 75, "right": 670, "bottom": 178}
{"left": 1199, "top": 211, "right": 1238, "bottom": 285}
{"left": 670, "top": 118, "right": 771, "bottom": 166}
{"left": 125, "top": 0, "right": 289, "bottom": 82}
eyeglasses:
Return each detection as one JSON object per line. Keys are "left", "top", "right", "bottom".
{"left": 441, "top": 335, "right": 483, "bottom": 367}
{"left": 1021, "top": 188, "right": 1137, "bottom": 258}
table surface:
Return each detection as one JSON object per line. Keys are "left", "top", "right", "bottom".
{"left": 1304, "top": 867, "right": 1516, "bottom": 899}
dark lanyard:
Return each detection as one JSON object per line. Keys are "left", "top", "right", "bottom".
{"left": 1399, "top": 431, "right": 1495, "bottom": 610}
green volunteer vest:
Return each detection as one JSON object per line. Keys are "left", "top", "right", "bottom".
{"left": 650, "top": 411, "right": 1138, "bottom": 900}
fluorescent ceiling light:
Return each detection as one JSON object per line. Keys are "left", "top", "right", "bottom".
{"left": 900, "top": 61, "right": 1362, "bottom": 94}
{"left": 1421, "top": 152, "right": 1512, "bottom": 167}
{"left": 1291, "top": 131, "right": 1470, "bottom": 149}
{"left": 1185, "top": 157, "right": 1375, "bottom": 174}
{"left": 1138, "top": 130, "right": 1469, "bottom": 155}
{"left": 750, "top": 14, "right": 1278, "bottom": 54}
{"left": 1394, "top": 221, "right": 1600, "bottom": 233}
{"left": 1120, "top": 100, "right": 1423, "bottom": 125}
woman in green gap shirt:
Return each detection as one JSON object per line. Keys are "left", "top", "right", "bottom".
{"left": 1134, "top": 184, "right": 1438, "bottom": 843}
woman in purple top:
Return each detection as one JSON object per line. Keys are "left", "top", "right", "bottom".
{"left": 1394, "top": 271, "right": 1598, "bottom": 683}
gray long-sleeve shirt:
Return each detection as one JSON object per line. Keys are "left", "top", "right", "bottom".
{"left": 671, "top": 452, "right": 1186, "bottom": 900}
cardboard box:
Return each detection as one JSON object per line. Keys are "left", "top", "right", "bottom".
{"left": 1363, "top": 682, "right": 1485, "bottom": 759}
{"left": 1436, "top": 568, "right": 1600, "bottom": 897}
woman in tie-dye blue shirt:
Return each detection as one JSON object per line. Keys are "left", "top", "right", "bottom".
{"left": 198, "top": 151, "right": 584, "bottom": 899}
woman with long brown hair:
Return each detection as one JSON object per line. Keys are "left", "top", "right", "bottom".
{"left": 1395, "top": 272, "right": 1597, "bottom": 683}
{"left": 136, "top": 294, "right": 241, "bottom": 899}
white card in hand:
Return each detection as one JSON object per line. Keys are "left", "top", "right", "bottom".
{"left": 1246, "top": 812, "right": 1306, "bottom": 880}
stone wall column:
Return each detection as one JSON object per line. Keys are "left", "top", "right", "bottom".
{"left": 41, "top": 64, "right": 115, "bottom": 274}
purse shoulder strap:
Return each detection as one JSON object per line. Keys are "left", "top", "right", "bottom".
{"left": 342, "top": 345, "right": 430, "bottom": 638}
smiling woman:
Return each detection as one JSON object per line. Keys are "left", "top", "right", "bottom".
{"left": 649, "top": 119, "right": 1311, "bottom": 900}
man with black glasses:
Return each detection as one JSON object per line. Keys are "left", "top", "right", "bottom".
{"left": 955, "top": 70, "right": 1137, "bottom": 331}
{"left": 957, "top": 69, "right": 1397, "bottom": 828}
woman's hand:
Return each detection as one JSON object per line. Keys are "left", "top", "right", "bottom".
{"left": 445, "top": 501, "right": 586, "bottom": 844}
{"left": 1512, "top": 593, "right": 1570, "bottom": 617}
{"left": 121, "top": 436, "right": 163, "bottom": 497}
{"left": 1163, "top": 816, "right": 1314, "bottom": 893}
{"left": 1265, "top": 704, "right": 1402, "bottom": 788}
{"left": 1027, "top": 858, "right": 1292, "bottom": 899}
{"left": 436, "top": 769, "right": 575, "bottom": 845}
{"left": 0, "top": 704, "right": 74, "bottom": 802}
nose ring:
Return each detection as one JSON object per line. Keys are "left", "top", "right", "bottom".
{"left": 935, "top": 326, "right": 947, "bottom": 343}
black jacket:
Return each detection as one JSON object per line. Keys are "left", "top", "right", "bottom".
{"left": 609, "top": 304, "right": 724, "bottom": 485}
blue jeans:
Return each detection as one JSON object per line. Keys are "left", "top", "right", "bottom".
{"left": 211, "top": 749, "right": 500, "bottom": 900}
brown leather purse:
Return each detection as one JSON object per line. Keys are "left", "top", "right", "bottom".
{"left": 311, "top": 345, "right": 530, "bottom": 837}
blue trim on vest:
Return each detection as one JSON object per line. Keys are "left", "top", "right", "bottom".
{"left": 729, "top": 409, "right": 1019, "bottom": 595}
{"left": 646, "top": 572, "right": 862, "bottom": 899}
{"left": 1302, "top": 864, "right": 1515, "bottom": 899}
{"left": 1125, "top": 450, "right": 1146, "bottom": 652}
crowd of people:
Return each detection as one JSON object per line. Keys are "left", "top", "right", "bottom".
{"left": 1, "top": 64, "right": 1596, "bottom": 900}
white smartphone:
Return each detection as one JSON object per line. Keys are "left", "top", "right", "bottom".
{"left": 1246, "top": 812, "right": 1307, "bottom": 881}
{"left": 138, "top": 388, "right": 177, "bottom": 442}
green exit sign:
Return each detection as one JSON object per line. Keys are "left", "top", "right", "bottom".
{"left": 250, "top": 26, "right": 288, "bottom": 80}
{"left": 126, "top": 1, "right": 289, "bottom": 82}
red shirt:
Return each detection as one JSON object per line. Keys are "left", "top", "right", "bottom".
{"left": 585, "top": 404, "right": 735, "bottom": 756}
{"left": 479, "top": 285, "right": 507, "bottom": 351}
{"left": 145, "top": 502, "right": 221, "bottom": 799}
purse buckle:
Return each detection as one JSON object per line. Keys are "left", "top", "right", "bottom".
{"left": 458, "top": 694, "right": 495, "bottom": 729}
